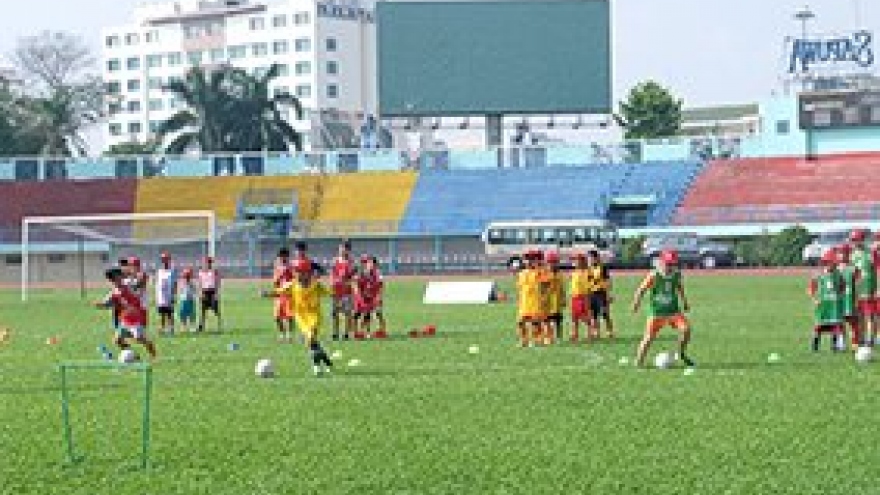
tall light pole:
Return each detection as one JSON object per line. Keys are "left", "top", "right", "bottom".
{"left": 794, "top": 5, "right": 815, "bottom": 39}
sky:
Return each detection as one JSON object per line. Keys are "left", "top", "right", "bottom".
{"left": 0, "top": 0, "right": 877, "bottom": 108}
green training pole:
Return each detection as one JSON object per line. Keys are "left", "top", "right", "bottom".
{"left": 59, "top": 365, "right": 75, "bottom": 464}
{"left": 141, "top": 366, "right": 152, "bottom": 470}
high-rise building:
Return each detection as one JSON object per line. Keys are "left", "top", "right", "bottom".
{"left": 101, "top": 0, "right": 376, "bottom": 152}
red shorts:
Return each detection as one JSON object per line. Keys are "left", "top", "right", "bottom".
{"left": 647, "top": 314, "right": 689, "bottom": 336}
{"left": 857, "top": 299, "right": 877, "bottom": 316}
{"left": 814, "top": 324, "right": 843, "bottom": 334}
{"left": 274, "top": 296, "right": 293, "bottom": 320}
{"left": 571, "top": 295, "right": 591, "bottom": 321}
{"left": 355, "top": 296, "right": 376, "bottom": 314}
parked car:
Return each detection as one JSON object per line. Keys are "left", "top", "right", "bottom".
{"left": 802, "top": 230, "right": 851, "bottom": 265}
{"left": 642, "top": 233, "right": 736, "bottom": 269}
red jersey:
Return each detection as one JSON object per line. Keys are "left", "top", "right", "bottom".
{"left": 331, "top": 257, "right": 355, "bottom": 297}
{"left": 105, "top": 286, "right": 147, "bottom": 327}
{"left": 356, "top": 269, "right": 383, "bottom": 299}
{"left": 273, "top": 259, "right": 293, "bottom": 288}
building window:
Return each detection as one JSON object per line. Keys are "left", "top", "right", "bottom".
{"left": 149, "top": 121, "right": 162, "bottom": 133}
{"left": 168, "top": 75, "right": 183, "bottom": 85}
{"left": 106, "top": 35, "right": 120, "bottom": 48}
{"left": 295, "top": 61, "right": 311, "bottom": 75}
{"left": 108, "top": 102, "right": 122, "bottom": 115}
{"left": 776, "top": 120, "right": 790, "bottom": 135}
{"left": 325, "top": 37, "right": 337, "bottom": 52}
{"left": 253, "top": 66, "right": 270, "bottom": 78}
{"left": 109, "top": 123, "right": 122, "bottom": 136}
{"left": 128, "top": 100, "right": 141, "bottom": 113}
{"left": 145, "top": 30, "right": 158, "bottom": 43}
{"left": 107, "top": 59, "right": 121, "bottom": 72}
{"left": 294, "top": 38, "right": 311, "bottom": 52}
{"left": 187, "top": 51, "right": 203, "bottom": 65}
{"left": 277, "top": 64, "right": 290, "bottom": 77}
{"left": 272, "top": 15, "right": 287, "bottom": 28}
{"left": 126, "top": 57, "right": 141, "bottom": 70}
{"left": 146, "top": 54, "right": 163, "bottom": 68}
{"left": 127, "top": 79, "right": 141, "bottom": 92}
{"left": 252, "top": 43, "right": 268, "bottom": 57}
{"left": 295, "top": 84, "right": 311, "bottom": 98}
{"left": 106, "top": 81, "right": 121, "bottom": 94}
{"left": 125, "top": 33, "right": 139, "bottom": 45}
{"left": 294, "top": 12, "right": 311, "bottom": 25}
{"left": 128, "top": 122, "right": 142, "bottom": 134}
{"left": 326, "top": 61, "right": 338, "bottom": 75}
{"left": 228, "top": 45, "right": 247, "bottom": 60}
{"left": 249, "top": 17, "right": 265, "bottom": 30}
{"left": 148, "top": 99, "right": 164, "bottom": 111}
{"left": 273, "top": 41, "right": 289, "bottom": 55}
{"left": 168, "top": 52, "right": 183, "bottom": 66}
{"left": 4, "top": 254, "right": 22, "bottom": 266}
{"left": 210, "top": 48, "right": 226, "bottom": 62}
{"left": 327, "top": 84, "right": 338, "bottom": 99}
{"left": 168, "top": 98, "right": 179, "bottom": 109}
{"left": 47, "top": 254, "right": 66, "bottom": 264}
{"left": 148, "top": 77, "right": 163, "bottom": 90}
{"left": 274, "top": 86, "right": 290, "bottom": 97}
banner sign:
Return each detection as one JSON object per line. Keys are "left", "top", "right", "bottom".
{"left": 788, "top": 31, "right": 874, "bottom": 73}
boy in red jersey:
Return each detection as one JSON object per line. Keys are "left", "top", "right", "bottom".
{"left": 330, "top": 241, "right": 356, "bottom": 341}
{"left": 353, "top": 255, "right": 383, "bottom": 337}
{"left": 124, "top": 256, "right": 150, "bottom": 332}
{"left": 273, "top": 248, "right": 295, "bottom": 343}
{"left": 368, "top": 256, "right": 388, "bottom": 336}
{"left": 94, "top": 267, "right": 157, "bottom": 359}
{"left": 197, "top": 256, "right": 222, "bottom": 333}
{"left": 849, "top": 229, "right": 877, "bottom": 346}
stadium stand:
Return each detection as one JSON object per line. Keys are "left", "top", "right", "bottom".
{"left": 613, "top": 160, "right": 704, "bottom": 225}
{"left": 674, "top": 153, "right": 880, "bottom": 225}
{"left": 311, "top": 172, "right": 417, "bottom": 226}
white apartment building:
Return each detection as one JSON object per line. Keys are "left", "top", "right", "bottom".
{"left": 101, "top": 0, "right": 376, "bottom": 152}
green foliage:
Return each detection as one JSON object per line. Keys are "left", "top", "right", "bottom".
{"left": 769, "top": 226, "right": 812, "bottom": 267}
{"left": 104, "top": 141, "right": 157, "bottom": 157}
{"left": 616, "top": 81, "right": 683, "bottom": 140}
{"left": 618, "top": 235, "right": 645, "bottom": 265}
{"left": 158, "top": 64, "right": 303, "bottom": 154}
{"left": 1, "top": 276, "right": 876, "bottom": 494}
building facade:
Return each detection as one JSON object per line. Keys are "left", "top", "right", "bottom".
{"left": 101, "top": 0, "right": 376, "bottom": 152}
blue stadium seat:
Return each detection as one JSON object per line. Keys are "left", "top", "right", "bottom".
{"left": 613, "top": 161, "right": 704, "bottom": 226}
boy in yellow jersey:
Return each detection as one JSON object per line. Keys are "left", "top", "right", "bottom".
{"left": 263, "top": 259, "right": 335, "bottom": 376}
{"left": 568, "top": 252, "right": 593, "bottom": 343}
{"left": 543, "top": 251, "right": 566, "bottom": 344}
{"left": 516, "top": 250, "right": 545, "bottom": 348}
{"left": 586, "top": 250, "right": 615, "bottom": 340}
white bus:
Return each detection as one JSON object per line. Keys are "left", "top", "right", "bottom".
{"left": 481, "top": 219, "right": 618, "bottom": 269}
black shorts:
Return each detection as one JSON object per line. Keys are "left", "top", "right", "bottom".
{"left": 201, "top": 290, "right": 219, "bottom": 311}
{"left": 548, "top": 313, "right": 563, "bottom": 327}
{"left": 590, "top": 291, "right": 610, "bottom": 319}
{"left": 157, "top": 305, "right": 175, "bottom": 317}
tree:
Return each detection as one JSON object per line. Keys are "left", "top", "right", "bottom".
{"left": 616, "top": 81, "right": 683, "bottom": 140}
{"left": 11, "top": 31, "right": 95, "bottom": 90}
{"left": 769, "top": 226, "right": 812, "bottom": 266}
{"left": 157, "top": 64, "right": 303, "bottom": 154}
{"left": 0, "top": 82, "right": 43, "bottom": 157}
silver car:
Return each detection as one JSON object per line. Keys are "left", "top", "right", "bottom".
{"left": 802, "top": 230, "right": 851, "bottom": 265}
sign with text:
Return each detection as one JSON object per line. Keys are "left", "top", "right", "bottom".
{"left": 788, "top": 31, "right": 875, "bottom": 74}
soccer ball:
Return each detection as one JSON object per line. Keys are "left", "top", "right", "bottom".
{"left": 119, "top": 349, "right": 138, "bottom": 364}
{"left": 255, "top": 359, "right": 275, "bottom": 378}
{"left": 855, "top": 347, "right": 873, "bottom": 364}
{"left": 654, "top": 352, "right": 674, "bottom": 370}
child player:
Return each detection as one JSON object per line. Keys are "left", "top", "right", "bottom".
{"left": 273, "top": 248, "right": 295, "bottom": 343}
{"left": 154, "top": 252, "right": 178, "bottom": 336}
{"left": 836, "top": 244, "right": 862, "bottom": 349}
{"left": 262, "top": 259, "right": 335, "bottom": 376}
{"left": 197, "top": 256, "right": 222, "bottom": 333}
{"left": 849, "top": 229, "right": 877, "bottom": 346}
{"left": 94, "top": 267, "right": 157, "bottom": 360}
{"left": 369, "top": 256, "right": 388, "bottom": 336}
{"left": 330, "top": 241, "right": 356, "bottom": 341}
{"left": 516, "top": 250, "right": 545, "bottom": 348}
{"left": 353, "top": 255, "right": 383, "bottom": 338}
{"left": 544, "top": 251, "right": 565, "bottom": 343}
{"left": 586, "top": 250, "right": 614, "bottom": 340}
{"left": 569, "top": 252, "right": 593, "bottom": 343}
{"left": 178, "top": 268, "right": 197, "bottom": 332}
{"left": 632, "top": 250, "right": 696, "bottom": 368}
{"left": 808, "top": 250, "right": 845, "bottom": 352}
{"left": 124, "top": 256, "right": 150, "bottom": 330}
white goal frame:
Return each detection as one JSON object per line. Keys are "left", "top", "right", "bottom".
{"left": 21, "top": 211, "right": 216, "bottom": 301}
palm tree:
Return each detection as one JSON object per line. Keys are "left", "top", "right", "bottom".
{"left": 157, "top": 64, "right": 303, "bottom": 154}
{"left": 11, "top": 80, "right": 102, "bottom": 157}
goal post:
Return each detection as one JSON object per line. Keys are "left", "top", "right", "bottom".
{"left": 21, "top": 211, "right": 216, "bottom": 301}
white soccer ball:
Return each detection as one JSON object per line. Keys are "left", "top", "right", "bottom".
{"left": 468, "top": 345, "right": 480, "bottom": 355}
{"left": 654, "top": 352, "right": 674, "bottom": 370}
{"left": 855, "top": 347, "right": 874, "bottom": 364}
{"left": 255, "top": 359, "right": 275, "bottom": 378}
{"left": 119, "top": 349, "right": 138, "bottom": 364}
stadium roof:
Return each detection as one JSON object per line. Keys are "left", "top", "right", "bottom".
{"left": 682, "top": 104, "right": 759, "bottom": 124}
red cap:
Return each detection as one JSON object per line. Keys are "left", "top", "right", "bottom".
{"left": 821, "top": 250, "right": 838, "bottom": 265}
{"left": 293, "top": 259, "right": 311, "bottom": 273}
{"left": 850, "top": 229, "right": 868, "bottom": 242}
{"left": 873, "top": 231, "right": 880, "bottom": 241}
{"left": 160, "top": 251, "right": 171, "bottom": 260}
{"left": 545, "top": 251, "right": 560, "bottom": 263}
{"left": 838, "top": 244, "right": 852, "bottom": 253}
{"left": 182, "top": 268, "right": 193, "bottom": 278}
{"left": 660, "top": 249, "right": 679, "bottom": 265}
{"left": 127, "top": 256, "right": 141, "bottom": 268}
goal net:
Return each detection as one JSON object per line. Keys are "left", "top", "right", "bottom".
{"left": 21, "top": 211, "right": 216, "bottom": 301}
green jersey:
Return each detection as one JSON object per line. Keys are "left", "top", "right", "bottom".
{"left": 813, "top": 271, "right": 843, "bottom": 326}
{"left": 838, "top": 265, "right": 857, "bottom": 318}
{"left": 648, "top": 269, "right": 682, "bottom": 317}
{"left": 851, "top": 248, "right": 876, "bottom": 300}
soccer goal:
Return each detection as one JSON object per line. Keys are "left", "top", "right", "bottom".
{"left": 21, "top": 211, "right": 216, "bottom": 301}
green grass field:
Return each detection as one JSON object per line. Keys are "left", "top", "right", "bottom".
{"left": 1, "top": 273, "right": 878, "bottom": 495}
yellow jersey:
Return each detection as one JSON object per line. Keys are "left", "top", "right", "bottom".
{"left": 276, "top": 280, "right": 332, "bottom": 335}
{"left": 587, "top": 265, "right": 611, "bottom": 293}
{"left": 570, "top": 269, "right": 592, "bottom": 297}
{"left": 544, "top": 270, "right": 566, "bottom": 314}
{"left": 517, "top": 268, "right": 545, "bottom": 318}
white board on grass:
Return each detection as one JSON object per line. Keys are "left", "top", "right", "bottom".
{"left": 423, "top": 281, "right": 496, "bottom": 305}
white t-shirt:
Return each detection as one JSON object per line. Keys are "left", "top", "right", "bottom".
{"left": 154, "top": 268, "right": 178, "bottom": 307}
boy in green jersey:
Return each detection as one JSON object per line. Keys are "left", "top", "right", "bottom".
{"left": 632, "top": 249, "right": 695, "bottom": 368}
{"left": 808, "top": 250, "right": 845, "bottom": 352}
{"left": 836, "top": 244, "right": 862, "bottom": 349}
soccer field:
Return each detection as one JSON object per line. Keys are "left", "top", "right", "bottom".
{"left": 1, "top": 272, "right": 877, "bottom": 495}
